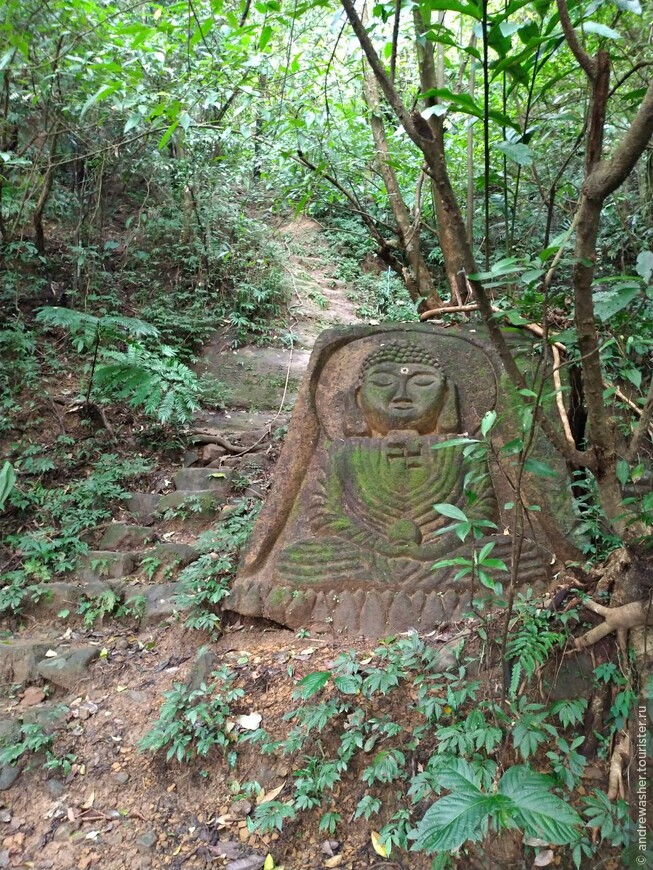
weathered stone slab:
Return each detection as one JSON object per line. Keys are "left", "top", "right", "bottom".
{"left": 78, "top": 551, "right": 137, "bottom": 582}
{"left": 99, "top": 523, "right": 157, "bottom": 550}
{"left": 173, "top": 467, "right": 233, "bottom": 493}
{"left": 36, "top": 646, "right": 99, "bottom": 690}
{"left": 124, "top": 492, "right": 161, "bottom": 522}
{"left": 158, "top": 490, "right": 224, "bottom": 517}
{"left": 227, "top": 324, "right": 578, "bottom": 636}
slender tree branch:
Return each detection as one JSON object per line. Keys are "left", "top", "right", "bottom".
{"left": 586, "top": 80, "right": 653, "bottom": 201}
{"left": 555, "top": 0, "right": 596, "bottom": 80}
{"left": 626, "top": 375, "right": 653, "bottom": 463}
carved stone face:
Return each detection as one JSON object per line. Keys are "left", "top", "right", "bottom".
{"left": 357, "top": 361, "right": 447, "bottom": 435}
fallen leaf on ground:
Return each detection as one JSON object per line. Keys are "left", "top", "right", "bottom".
{"left": 371, "top": 831, "right": 388, "bottom": 858}
{"left": 235, "top": 713, "right": 262, "bottom": 730}
{"left": 257, "top": 784, "right": 284, "bottom": 804}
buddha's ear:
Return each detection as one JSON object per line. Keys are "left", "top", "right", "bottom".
{"left": 344, "top": 386, "right": 371, "bottom": 436}
{"left": 437, "top": 381, "right": 460, "bottom": 434}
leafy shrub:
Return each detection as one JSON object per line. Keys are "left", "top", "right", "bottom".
{"left": 138, "top": 664, "right": 243, "bottom": 766}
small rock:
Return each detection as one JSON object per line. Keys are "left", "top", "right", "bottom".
{"left": 0, "top": 850, "right": 8, "bottom": 868}
{"left": 112, "top": 772, "right": 130, "bottom": 786}
{"left": 0, "top": 768, "right": 20, "bottom": 792}
{"left": 45, "top": 779, "right": 65, "bottom": 798}
{"left": 201, "top": 444, "right": 227, "bottom": 463}
{"left": 19, "top": 686, "right": 46, "bottom": 707}
{"left": 36, "top": 646, "right": 100, "bottom": 690}
{"left": 183, "top": 449, "right": 200, "bottom": 467}
{"left": 229, "top": 800, "right": 252, "bottom": 819}
{"left": 186, "top": 649, "right": 218, "bottom": 692}
{"left": 136, "top": 830, "right": 157, "bottom": 851}
{"left": 0, "top": 811, "right": 10, "bottom": 824}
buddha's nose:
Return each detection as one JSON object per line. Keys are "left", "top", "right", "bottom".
{"left": 393, "top": 377, "right": 410, "bottom": 401}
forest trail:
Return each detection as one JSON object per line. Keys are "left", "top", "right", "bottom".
{"left": 0, "top": 218, "right": 411, "bottom": 870}
{"left": 195, "top": 215, "right": 363, "bottom": 436}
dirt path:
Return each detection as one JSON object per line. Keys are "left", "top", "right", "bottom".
{"left": 0, "top": 219, "right": 401, "bottom": 870}
{"left": 195, "top": 216, "right": 363, "bottom": 434}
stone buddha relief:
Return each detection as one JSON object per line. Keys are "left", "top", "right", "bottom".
{"left": 227, "top": 325, "right": 573, "bottom": 636}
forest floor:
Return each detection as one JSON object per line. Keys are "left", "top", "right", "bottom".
{"left": 0, "top": 217, "right": 435, "bottom": 870}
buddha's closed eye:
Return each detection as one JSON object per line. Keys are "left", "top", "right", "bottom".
{"left": 368, "top": 374, "right": 397, "bottom": 387}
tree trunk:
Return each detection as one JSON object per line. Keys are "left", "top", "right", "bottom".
{"left": 361, "top": 56, "right": 443, "bottom": 308}
{"left": 33, "top": 132, "right": 58, "bottom": 255}
{"left": 411, "top": 7, "right": 476, "bottom": 305}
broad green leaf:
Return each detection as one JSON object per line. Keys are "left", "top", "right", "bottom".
{"left": 496, "top": 141, "right": 532, "bottom": 166}
{"left": 433, "top": 503, "right": 468, "bottom": 522}
{"left": 259, "top": 24, "right": 273, "bottom": 49}
{"left": 0, "top": 462, "right": 16, "bottom": 511}
{"left": 81, "top": 84, "right": 117, "bottom": 118}
{"left": 582, "top": 21, "right": 622, "bottom": 39}
{"left": 481, "top": 410, "right": 497, "bottom": 437}
{"left": 294, "top": 671, "right": 330, "bottom": 699}
{"left": 158, "top": 119, "right": 180, "bottom": 150}
{"left": 636, "top": 251, "right": 653, "bottom": 283}
{"left": 498, "top": 765, "right": 582, "bottom": 844}
{"left": 425, "top": 0, "right": 482, "bottom": 20}
{"left": 410, "top": 792, "right": 498, "bottom": 853}
{"left": 593, "top": 285, "right": 640, "bottom": 321}
{"left": 612, "top": 0, "right": 641, "bottom": 11}
{"left": 333, "top": 674, "right": 361, "bottom": 694}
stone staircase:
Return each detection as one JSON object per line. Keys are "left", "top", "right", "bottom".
{"left": 1, "top": 216, "right": 362, "bottom": 695}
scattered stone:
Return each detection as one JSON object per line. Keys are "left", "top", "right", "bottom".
{"left": 136, "top": 831, "right": 157, "bottom": 851}
{"left": 36, "top": 646, "right": 100, "bottom": 690}
{"left": 220, "top": 457, "right": 242, "bottom": 469}
{"left": 112, "top": 772, "right": 130, "bottom": 786}
{"left": 114, "top": 638, "right": 129, "bottom": 651}
{"left": 19, "top": 686, "right": 46, "bottom": 707}
{"left": 0, "top": 811, "right": 9, "bottom": 824}
{"left": 141, "top": 584, "right": 182, "bottom": 626}
{"left": 186, "top": 649, "right": 219, "bottom": 692}
{"left": 0, "top": 640, "right": 53, "bottom": 684}
{"left": 229, "top": 800, "right": 252, "bottom": 819}
{"left": 172, "top": 467, "right": 233, "bottom": 493}
{"left": 237, "top": 430, "right": 268, "bottom": 449}
{"left": 21, "top": 701, "right": 69, "bottom": 733}
{"left": 124, "top": 493, "right": 161, "bottom": 523}
{"left": 99, "top": 524, "right": 157, "bottom": 551}
{"left": 45, "top": 779, "right": 66, "bottom": 798}
{"left": 183, "top": 449, "right": 200, "bottom": 467}
{"left": 201, "top": 444, "right": 227, "bottom": 463}
{"left": 0, "top": 768, "right": 20, "bottom": 792}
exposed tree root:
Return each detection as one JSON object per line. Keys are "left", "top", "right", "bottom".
{"left": 607, "top": 732, "right": 630, "bottom": 801}
{"left": 575, "top": 598, "right": 652, "bottom": 650}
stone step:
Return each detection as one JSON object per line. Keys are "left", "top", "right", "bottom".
{"left": 124, "top": 492, "right": 161, "bottom": 522}
{"left": 193, "top": 410, "right": 290, "bottom": 435}
{"left": 29, "top": 579, "right": 126, "bottom": 617}
{"left": 99, "top": 523, "right": 157, "bottom": 550}
{"left": 172, "top": 467, "right": 233, "bottom": 493}
{"left": 78, "top": 551, "right": 140, "bottom": 582}
{"left": 158, "top": 489, "right": 225, "bottom": 518}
